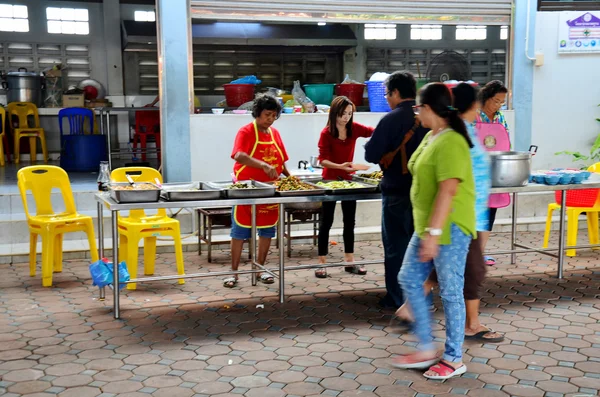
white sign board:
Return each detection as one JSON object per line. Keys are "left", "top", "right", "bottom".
{"left": 558, "top": 11, "right": 600, "bottom": 54}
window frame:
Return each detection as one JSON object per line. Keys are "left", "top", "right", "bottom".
{"left": 46, "top": 6, "right": 90, "bottom": 35}
{"left": 455, "top": 25, "right": 487, "bottom": 41}
{"left": 363, "top": 24, "right": 397, "bottom": 41}
{"left": 410, "top": 24, "right": 443, "bottom": 41}
{"left": 0, "top": 4, "right": 29, "bottom": 33}
{"left": 538, "top": 1, "right": 600, "bottom": 11}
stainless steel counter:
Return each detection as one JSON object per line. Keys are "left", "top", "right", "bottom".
{"left": 95, "top": 179, "right": 600, "bottom": 319}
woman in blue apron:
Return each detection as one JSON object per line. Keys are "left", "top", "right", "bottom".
{"left": 475, "top": 81, "right": 510, "bottom": 266}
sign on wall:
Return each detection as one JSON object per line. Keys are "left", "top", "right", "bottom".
{"left": 558, "top": 11, "right": 600, "bottom": 54}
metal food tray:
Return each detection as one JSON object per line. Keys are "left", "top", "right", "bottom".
{"left": 352, "top": 175, "right": 382, "bottom": 187}
{"left": 205, "top": 180, "right": 276, "bottom": 199}
{"left": 314, "top": 179, "right": 379, "bottom": 195}
{"left": 160, "top": 182, "right": 222, "bottom": 201}
{"left": 108, "top": 182, "right": 161, "bottom": 203}
{"left": 271, "top": 181, "right": 326, "bottom": 197}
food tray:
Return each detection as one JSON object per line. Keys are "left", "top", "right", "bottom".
{"left": 314, "top": 179, "right": 379, "bottom": 195}
{"left": 271, "top": 181, "right": 326, "bottom": 197}
{"left": 108, "top": 182, "right": 161, "bottom": 203}
{"left": 352, "top": 175, "right": 382, "bottom": 188}
{"left": 160, "top": 182, "right": 222, "bottom": 201}
{"left": 205, "top": 180, "right": 276, "bottom": 199}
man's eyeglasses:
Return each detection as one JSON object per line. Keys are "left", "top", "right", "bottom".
{"left": 412, "top": 105, "right": 423, "bottom": 115}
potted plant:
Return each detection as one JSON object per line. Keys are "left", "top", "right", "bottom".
{"left": 555, "top": 104, "right": 600, "bottom": 169}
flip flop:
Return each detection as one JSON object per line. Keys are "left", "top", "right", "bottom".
{"left": 484, "top": 256, "right": 496, "bottom": 266}
{"left": 345, "top": 265, "right": 367, "bottom": 275}
{"left": 465, "top": 329, "right": 505, "bottom": 343}
{"left": 423, "top": 361, "right": 467, "bottom": 380}
{"left": 391, "top": 353, "right": 439, "bottom": 369}
{"left": 223, "top": 277, "right": 237, "bottom": 288}
{"left": 260, "top": 274, "right": 274, "bottom": 284}
{"left": 315, "top": 268, "right": 328, "bottom": 278}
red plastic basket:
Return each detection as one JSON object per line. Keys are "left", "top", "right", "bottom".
{"left": 223, "top": 84, "right": 255, "bottom": 107}
{"left": 554, "top": 189, "right": 600, "bottom": 207}
{"left": 335, "top": 84, "right": 366, "bottom": 106}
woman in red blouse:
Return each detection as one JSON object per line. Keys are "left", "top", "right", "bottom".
{"left": 316, "top": 96, "right": 375, "bottom": 278}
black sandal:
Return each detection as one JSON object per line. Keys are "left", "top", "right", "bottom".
{"left": 315, "top": 268, "right": 327, "bottom": 278}
{"left": 345, "top": 265, "right": 367, "bottom": 275}
{"left": 465, "top": 328, "right": 505, "bottom": 343}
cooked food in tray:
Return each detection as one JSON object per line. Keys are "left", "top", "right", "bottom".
{"left": 316, "top": 181, "right": 365, "bottom": 189}
{"left": 229, "top": 182, "right": 256, "bottom": 189}
{"left": 358, "top": 171, "right": 383, "bottom": 180}
{"left": 274, "top": 176, "right": 318, "bottom": 191}
{"left": 110, "top": 183, "right": 159, "bottom": 191}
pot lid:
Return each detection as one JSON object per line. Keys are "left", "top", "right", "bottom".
{"left": 7, "top": 68, "right": 38, "bottom": 77}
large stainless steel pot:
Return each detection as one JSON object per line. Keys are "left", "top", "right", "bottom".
{"left": 2, "top": 68, "right": 44, "bottom": 107}
{"left": 489, "top": 149, "right": 535, "bottom": 187}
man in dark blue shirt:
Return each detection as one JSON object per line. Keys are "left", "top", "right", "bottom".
{"left": 364, "top": 71, "right": 428, "bottom": 310}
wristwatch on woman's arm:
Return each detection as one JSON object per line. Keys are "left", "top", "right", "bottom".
{"left": 424, "top": 227, "right": 442, "bottom": 236}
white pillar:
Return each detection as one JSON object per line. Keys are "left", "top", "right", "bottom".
{"left": 156, "top": 0, "right": 193, "bottom": 182}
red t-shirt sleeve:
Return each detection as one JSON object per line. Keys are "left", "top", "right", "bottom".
{"left": 272, "top": 128, "right": 289, "bottom": 162}
{"left": 353, "top": 122, "right": 375, "bottom": 139}
{"left": 231, "top": 123, "right": 255, "bottom": 159}
{"left": 318, "top": 127, "right": 332, "bottom": 162}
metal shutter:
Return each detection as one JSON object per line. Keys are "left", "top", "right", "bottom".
{"left": 190, "top": 1, "right": 513, "bottom": 25}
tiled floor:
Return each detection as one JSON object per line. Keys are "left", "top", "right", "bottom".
{"left": 0, "top": 232, "right": 599, "bottom": 397}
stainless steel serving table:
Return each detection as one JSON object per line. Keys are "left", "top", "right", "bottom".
{"left": 95, "top": 180, "right": 600, "bottom": 319}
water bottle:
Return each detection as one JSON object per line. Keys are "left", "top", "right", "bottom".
{"left": 97, "top": 161, "right": 110, "bottom": 191}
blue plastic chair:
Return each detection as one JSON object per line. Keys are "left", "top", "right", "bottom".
{"left": 59, "top": 108, "right": 107, "bottom": 171}
{"left": 58, "top": 107, "right": 94, "bottom": 135}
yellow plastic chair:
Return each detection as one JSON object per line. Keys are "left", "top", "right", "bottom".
{"left": 0, "top": 107, "right": 6, "bottom": 166}
{"left": 543, "top": 163, "right": 600, "bottom": 257}
{"left": 7, "top": 102, "right": 48, "bottom": 164}
{"left": 17, "top": 166, "right": 99, "bottom": 286}
{"left": 111, "top": 167, "right": 185, "bottom": 290}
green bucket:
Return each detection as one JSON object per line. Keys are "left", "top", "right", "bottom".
{"left": 416, "top": 78, "right": 429, "bottom": 90}
{"left": 304, "top": 84, "right": 336, "bottom": 105}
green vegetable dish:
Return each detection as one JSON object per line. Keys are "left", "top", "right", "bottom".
{"left": 228, "top": 182, "right": 255, "bottom": 189}
{"left": 316, "top": 181, "right": 364, "bottom": 189}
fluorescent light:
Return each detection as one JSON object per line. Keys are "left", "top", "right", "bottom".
{"left": 318, "top": 22, "right": 326, "bottom": 26}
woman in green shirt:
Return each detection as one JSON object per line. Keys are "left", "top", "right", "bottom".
{"left": 392, "top": 83, "right": 476, "bottom": 380}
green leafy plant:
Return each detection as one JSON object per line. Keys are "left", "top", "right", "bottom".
{"left": 555, "top": 104, "right": 600, "bottom": 168}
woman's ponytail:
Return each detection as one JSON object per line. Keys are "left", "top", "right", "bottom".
{"left": 447, "top": 108, "right": 473, "bottom": 148}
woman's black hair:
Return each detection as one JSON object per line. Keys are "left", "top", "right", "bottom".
{"left": 419, "top": 82, "right": 473, "bottom": 148}
{"left": 452, "top": 83, "right": 479, "bottom": 115}
{"left": 327, "top": 96, "right": 355, "bottom": 139}
{"left": 252, "top": 94, "right": 282, "bottom": 119}
{"left": 478, "top": 80, "right": 508, "bottom": 106}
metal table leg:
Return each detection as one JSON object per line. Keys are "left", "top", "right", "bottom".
{"left": 279, "top": 203, "right": 286, "bottom": 304}
{"left": 97, "top": 201, "right": 105, "bottom": 301}
{"left": 511, "top": 192, "right": 518, "bottom": 264}
{"left": 251, "top": 204, "right": 257, "bottom": 286}
{"left": 112, "top": 210, "right": 120, "bottom": 319}
{"left": 557, "top": 189, "right": 567, "bottom": 279}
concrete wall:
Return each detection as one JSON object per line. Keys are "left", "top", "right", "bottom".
{"left": 531, "top": 11, "right": 600, "bottom": 170}
{"left": 0, "top": 0, "right": 110, "bottom": 92}
{"left": 189, "top": 112, "right": 515, "bottom": 182}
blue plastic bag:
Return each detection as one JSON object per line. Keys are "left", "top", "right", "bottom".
{"left": 230, "top": 75, "right": 262, "bottom": 85}
{"left": 89, "top": 259, "right": 130, "bottom": 290}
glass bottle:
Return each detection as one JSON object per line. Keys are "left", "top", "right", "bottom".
{"left": 97, "top": 161, "right": 110, "bottom": 191}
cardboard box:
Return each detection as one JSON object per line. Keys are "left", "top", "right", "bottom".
{"left": 62, "top": 94, "right": 84, "bottom": 108}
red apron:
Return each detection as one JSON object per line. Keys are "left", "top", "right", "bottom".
{"left": 476, "top": 114, "right": 511, "bottom": 209}
{"left": 233, "top": 121, "right": 285, "bottom": 228}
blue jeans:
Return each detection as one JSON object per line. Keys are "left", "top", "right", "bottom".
{"left": 230, "top": 208, "right": 276, "bottom": 240}
{"left": 380, "top": 194, "right": 414, "bottom": 308}
{"left": 399, "top": 224, "right": 471, "bottom": 363}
